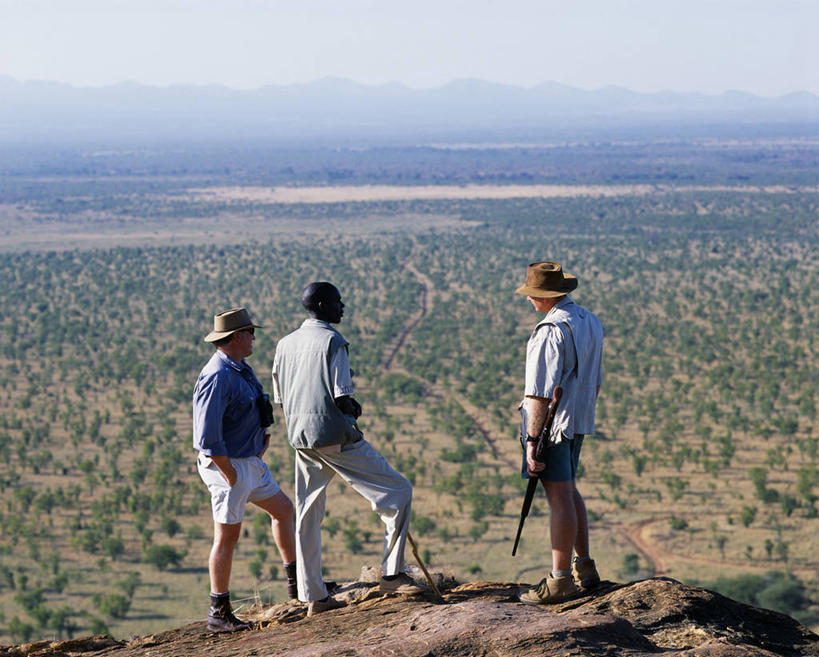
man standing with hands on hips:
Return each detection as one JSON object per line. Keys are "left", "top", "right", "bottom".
{"left": 515, "top": 263, "right": 604, "bottom": 604}
{"left": 193, "top": 308, "right": 296, "bottom": 632}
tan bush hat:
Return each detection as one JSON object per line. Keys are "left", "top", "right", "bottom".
{"left": 203, "top": 308, "right": 262, "bottom": 343}
{"left": 515, "top": 262, "right": 578, "bottom": 298}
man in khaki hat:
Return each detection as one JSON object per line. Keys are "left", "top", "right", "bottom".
{"left": 514, "top": 263, "right": 604, "bottom": 605}
{"left": 193, "top": 308, "right": 296, "bottom": 631}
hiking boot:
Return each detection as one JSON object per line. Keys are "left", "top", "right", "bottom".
{"left": 572, "top": 557, "right": 601, "bottom": 590}
{"left": 379, "top": 572, "right": 429, "bottom": 596}
{"left": 207, "top": 598, "right": 253, "bottom": 632}
{"left": 519, "top": 575, "right": 579, "bottom": 605}
{"left": 307, "top": 595, "right": 345, "bottom": 617}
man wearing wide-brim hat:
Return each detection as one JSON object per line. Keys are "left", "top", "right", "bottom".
{"left": 514, "top": 262, "right": 605, "bottom": 605}
{"left": 193, "top": 308, "right": 296, "bottom": 631}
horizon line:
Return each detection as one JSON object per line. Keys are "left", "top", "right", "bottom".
{"left": 1, "top": 73, "right": 816, "bottom": 100}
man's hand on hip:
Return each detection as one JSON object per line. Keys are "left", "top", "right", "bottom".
{"left": 211, "top": 455, "right": 238, "bottom": 487}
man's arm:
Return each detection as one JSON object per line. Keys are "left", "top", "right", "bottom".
{"left": 193, "top": 374, "right": 236, "bottom": 486}
{"left": 210, "top": 455, "right": 238, "bottom": 487}
{"left": 523, "top": 396, "right": 550, "bottom": 475}
{"left": 522, "top": 323, "right": 565, "bottom": 475}
{"left": 330, "top": 344, "right": 360, "bottom": 417}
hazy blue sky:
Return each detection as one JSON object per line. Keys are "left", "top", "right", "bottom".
{"left": 1, "top": 0, "right": 816, "bottom": 95}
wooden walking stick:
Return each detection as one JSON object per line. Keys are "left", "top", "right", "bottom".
{"left": 408, "top": 532, "right": 442, "bottom": 598}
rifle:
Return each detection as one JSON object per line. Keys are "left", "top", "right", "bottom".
{"left": 511, "top": 386, "right": 562, "bottom": 556}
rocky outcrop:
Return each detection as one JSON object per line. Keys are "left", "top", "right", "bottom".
{"left": 2, "top": 576, "right": 817, "bottom": 657}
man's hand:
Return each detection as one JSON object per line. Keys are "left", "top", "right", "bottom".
{"left": 335, "top": 395, "right": 362, "bottom": 419}
{"left": 211, "top": 455, "right": 238, "bottom": 487}
{"left": 526, "top": 442, "right": 546, "bottom": 477}
{"left": 257, "top": 434, "right": 270, "bottom": 459}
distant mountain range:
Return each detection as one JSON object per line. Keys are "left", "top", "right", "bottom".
{"left": 1, "top": 75, "right": 817, "bottom": 143}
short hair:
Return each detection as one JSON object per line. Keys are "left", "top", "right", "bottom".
{"left": 212, "top": 333, "right": 235, "bottom": 348}
{"left": 302, "top": 281, "right": 338, "bottom": 313}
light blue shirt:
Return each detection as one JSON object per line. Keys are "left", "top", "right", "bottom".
{"left": 525, "top": 296, "right": 604, "bottom": 441}
{"left": 192, "top": 350, "right": 267, "bottom": 458}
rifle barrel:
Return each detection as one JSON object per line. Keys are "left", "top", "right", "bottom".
{"left": 511, "top": 386, "right": 562, "bottom": 556}
{"left": 511, "top": 476, "right": 539, "bottom": 556}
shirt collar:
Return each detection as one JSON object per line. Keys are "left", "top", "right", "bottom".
{"left": 551, "top": 296, "right": 574, "bottom": 314}
{"left": 216, "top": 349, "right": 247, "bottom": 372}
{"left": 302, "top": 318, "right": 334, "bottom": 329}
{"left": 536, "top": 296, "right": 575, "bottom": 327}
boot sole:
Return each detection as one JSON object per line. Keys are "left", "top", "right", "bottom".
{"left": 207, "top": 624, "right": 252, "bottom": 632}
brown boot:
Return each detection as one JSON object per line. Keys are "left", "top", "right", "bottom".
{"left": 519, "top": 575, "right": 579, "bottom": 605}
{"left": 307, "top": 595, "right": 345, "bottom": 617}
{"left": 379, "top": 572, "right": 429, "bottom": 596}
{"left": 207, "top": 595, "right": 252, "bottom": 632}
{"left": 572, "top": 557, "right": 601, "bottom": 590}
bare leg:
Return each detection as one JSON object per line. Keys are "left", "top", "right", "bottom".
{"left": 572, "top": 484, "right": 590, "bottom": 559}
{"left": 542, "top": 480, "right": 577, "bottom": 573}
{"left": 209, "top": 521, "right": 242, "bottom": 593}
{"left": 252, "top": 490, "right": 296, "bottom": 564}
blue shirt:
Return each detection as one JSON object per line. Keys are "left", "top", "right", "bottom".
{"left": 192, "top": 350, "right": 266, "bottom": 458}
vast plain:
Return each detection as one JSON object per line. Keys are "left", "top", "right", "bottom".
{"left": 0, "top": 137, "right": 817, "bottom": 643}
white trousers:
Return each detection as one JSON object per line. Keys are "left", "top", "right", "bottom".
{"left": 294, "top": 439, "right": 412, "bottom": 602}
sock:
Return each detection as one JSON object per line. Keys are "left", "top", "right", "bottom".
{"left": 210, "top": 591, "right": 229, "bottom": 607}
{"left": 551, "top": 569, "right": 572, "bottom": 579}
{"left": 284, "top": 561, "right": 298, "bottom": 598}
{"left": 382, "top": 573, "right": 399, "bottom": 581}
{"left": 573, "top": 556, "right": 591, "bottom": 564}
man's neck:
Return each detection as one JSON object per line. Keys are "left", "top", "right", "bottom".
{"left": 307, "top": 312, "right": 335, "bottom": 324}
{"left": 217, "top": 345, "right": 245, "bottom": 364}
{"left": 542, "top": 298, "right": 560, "bottom": 314}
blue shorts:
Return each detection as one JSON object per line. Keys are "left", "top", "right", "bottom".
{"left": 520, "top": 434, "right": 584, "bottom": 482}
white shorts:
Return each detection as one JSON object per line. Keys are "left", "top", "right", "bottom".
{"left": 197, "top": 453, "right": 281, "bottom": 525}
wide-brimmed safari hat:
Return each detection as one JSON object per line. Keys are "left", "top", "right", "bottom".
{"left": 203, "top": 308, "right": 262, "bottom": 343}
{"left": 515, "top": 262, "right": 578, "bottom": 298}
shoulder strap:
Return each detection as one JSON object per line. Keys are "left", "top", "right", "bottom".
{"left": 560, "top": 321, "right": 579, "bottom": 376}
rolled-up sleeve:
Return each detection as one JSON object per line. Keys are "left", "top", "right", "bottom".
{"left": 330, "top": 346, "right": 354, "bottom": 398}
{"left": 193, "top": 374, "right": 228, "bottom": 456}
{"left": 271, "top": 354, "right": 282, "bottom": 404}
{"left": 525, "top": 325, "right": 564, "bottom": 399}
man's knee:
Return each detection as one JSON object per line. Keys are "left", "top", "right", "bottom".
{"left": 398, "top": 476, "right": 413, "bottom": 504}
{"left": 543, "top": 480, "right": 575, "bottom": 508}
{"left": 213, "top": 524, "right": 241, "bottom": 549}
{"left": 267, "top": 492, "right": 294, "bottom": 520}
{"left": 377, "top": 476, "right": 412, "bottom": 513}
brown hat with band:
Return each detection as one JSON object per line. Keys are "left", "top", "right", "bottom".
{"left": 203, "top": 308, "right": 262, "bottom": 343}
{"left": 515, "top": 261, "right": 578, "bottom": 298}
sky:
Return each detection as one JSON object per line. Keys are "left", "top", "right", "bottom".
{"left": 1, "top": 0, "right": 817, "bottom": 96}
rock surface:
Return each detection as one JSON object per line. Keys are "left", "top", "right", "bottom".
{"left": 1, "top": 576, "right": 817, "bottom": 657}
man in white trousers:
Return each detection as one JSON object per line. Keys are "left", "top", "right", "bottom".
{"left": 272, "top": 281, "right": 427, "bottom": 616}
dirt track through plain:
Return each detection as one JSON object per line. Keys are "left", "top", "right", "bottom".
{"left": 380, "top": 236, "right": 514, "bottom": 467}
